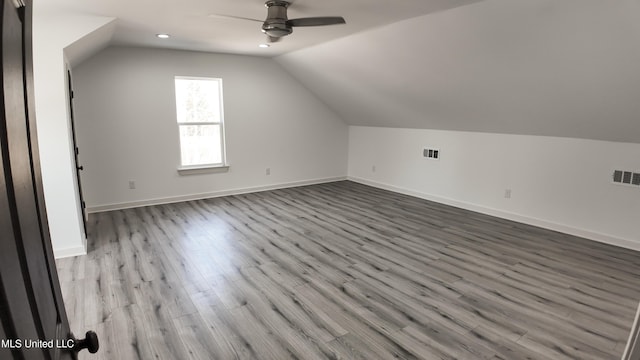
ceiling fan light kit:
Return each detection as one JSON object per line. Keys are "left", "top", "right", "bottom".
{"left": 262, "top": 1, "right": 293, "bottom": 38}
{"left": 212, "top": 0, "right": 346, "bottom": 43}
{"left": 262, "top": 0, "right": 346, "bottom": 41}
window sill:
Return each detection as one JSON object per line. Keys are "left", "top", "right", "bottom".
{"left": 177, "top": 164, "right": 229, "bottom": 175}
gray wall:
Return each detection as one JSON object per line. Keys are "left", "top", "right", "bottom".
{"left": 73, "top": 46, "right": 348, "bottom": 210}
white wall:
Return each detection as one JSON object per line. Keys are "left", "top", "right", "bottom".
{"left": 32, "top": 7, "right": 115, "bottom": 258}
{"left": 348, "top": 126, "right": 640, "bottom": 250}
{"left": 72, "top": 47, "right": 348, "bottom": 210}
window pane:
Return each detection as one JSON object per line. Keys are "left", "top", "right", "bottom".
{"left": 179, "top": 124, "right": 221, "bottom": 166}
{"left": 175, "top": 78, "right": 221, "bottom": 123}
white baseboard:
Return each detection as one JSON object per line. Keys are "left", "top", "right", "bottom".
{"left": 87, "top": 176, "right": 348, "bottom": 213}
{"left": 54, "top": 244, "right": 87, "bottom": 259}
{"left": 348, "top": 176, "right": 640, "bottom": 252}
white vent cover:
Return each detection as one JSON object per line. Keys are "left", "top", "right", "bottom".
{"left": 423, "top": 148, "right": 440, "bottom": 160}
{"left": 612, "top": 170, "right": 640, "bottom": 186}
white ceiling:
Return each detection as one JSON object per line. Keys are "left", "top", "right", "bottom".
{"left": 39, "top": 0, "right": 640, "bottom": 143}
{"left": 278, "top": 0, "right": 640, "bottom": 143}
{"left": 39, "top": 0, "right": 484, "bottom": 57}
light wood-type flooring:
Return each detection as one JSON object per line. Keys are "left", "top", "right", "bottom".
{"left": 56, "top": 181, "right": 640, "bottom": 360}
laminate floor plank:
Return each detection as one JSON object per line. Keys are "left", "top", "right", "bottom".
{"left": 517, "top": 330, "right": 614, "bottom": 360}
{"left": 173, "top": 313, "right": 230, "bottom": 360}
{"left": 347, "top": 269, "right": 480, "bottom": 339}
{"left": 226, "top": 304, "right": 296, "bottom": 360}
{"left": 238, "top": 265, "right": 337, "bottom": 343}
{"left": 459, "top": 288, "right": 620, "bottom": 354}
{"left": 56, "top": 255, "right": 85, "bottom": 282}
{"left": 109, "top": 304, "right": 156, "bottom": 360}
{"left": 59, "top": 280, "right": 85, "bottom": 334}
{"left": 467, "top": 325, "right": 545, "bottom": 360}
{"left": 294, "top": 282, "right": 420, "bottom": 359}
{"left": 189, "top": 290, "right": 254, "bottom": 359}
{"left": 57, "top": 181, "right": 639, "bottom": 359}
{"left": 390, "top": 323, "right": 498, "bottom": 360}
{"left": 137, "top": 299, "right": 192, "bottom": 360}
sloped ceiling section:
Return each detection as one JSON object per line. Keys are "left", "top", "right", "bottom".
{"left": 64, "top": 20, "right": 116, "bottom": 68}
{"left": 276, "top": 0, "right": 640, "bottom": 143}
{"left": 38, "top": 0, "right": 485, "bottom": 57}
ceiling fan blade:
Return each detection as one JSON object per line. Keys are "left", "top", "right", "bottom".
{"left": 286, "top": 17, "right": 346, "bottom": 27}
{"left": 208, "top": 13, "right": 263, "bottom": 23}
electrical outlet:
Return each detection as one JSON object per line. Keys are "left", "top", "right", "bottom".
{"left": 372, "top": 165, "right": 376, "bottom": 172}
{"left": 504, "top": 189, "right": 511, "bottom": 199}
{"left": 266, "top": 168, "right": 271, "bottom": 176}
{"left": 128, "top": 180, "right": 136, "bottom": 189}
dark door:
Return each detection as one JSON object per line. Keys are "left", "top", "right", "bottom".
{"left": 1, "top": 1, "right": 96, "bottom": 359}
{"left": 67, "top": 70, "right": 87, "bottom": 237}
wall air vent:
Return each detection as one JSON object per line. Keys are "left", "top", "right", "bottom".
{"left": 423, "top": 148, "right": 440, "bottom": 160}
{"left": 612, "top": 170, "right": 640, "bottom": 187}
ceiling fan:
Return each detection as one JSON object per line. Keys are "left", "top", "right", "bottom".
{"left": 210, "top": 0, "right": 346, "bottom": 42}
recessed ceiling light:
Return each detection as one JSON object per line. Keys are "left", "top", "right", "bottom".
{"left": 259, "top": 44, "right": 270, "bottom": 48}
{"left": 156, "top": 34, "right": 170, "bottom": 39}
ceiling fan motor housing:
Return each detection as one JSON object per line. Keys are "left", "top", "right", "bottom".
{"left": 262, "top": 1, "right": 293, "bottom": 37}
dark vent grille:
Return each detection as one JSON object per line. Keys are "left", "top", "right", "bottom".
{"left": 423, "top": 148, "right": 440, "bottom": 160}
{"left": 613, "top": 170, "right": 640, "bottom": 187}
{"left": 613, "top": 170, "right": 623, "bottom": 183}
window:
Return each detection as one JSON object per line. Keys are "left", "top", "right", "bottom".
{"left": 174, "top": 77, "right": 226, "bottom": 169}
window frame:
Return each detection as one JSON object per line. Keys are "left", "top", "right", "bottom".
{"left": 174, "top": 76, "right": 228, "bottom": 172}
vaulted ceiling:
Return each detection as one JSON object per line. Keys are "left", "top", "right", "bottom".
{"left": 39, "top": 0, "right": 640, "bottom": 143}
{"left": 277, "top": 0, "right": 640, "bottom": 143}
{"left": 38, "top": 0, "right": 483, "bottom": 56}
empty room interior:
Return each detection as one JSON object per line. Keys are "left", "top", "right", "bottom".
{"left": 27, "top": 0, "right": 640, "bottom": 359}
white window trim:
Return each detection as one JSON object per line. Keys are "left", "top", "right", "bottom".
{"left": 174, "top": 76, "right": 228, "bottom": 171}
{"left": 177, "top": 164, "right": 230, "bottom": 176}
